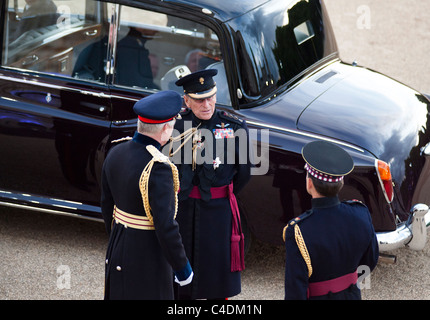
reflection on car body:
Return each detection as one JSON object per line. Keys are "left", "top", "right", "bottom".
{"left": 0, "top": 0, "right": 429, "bottom": 254}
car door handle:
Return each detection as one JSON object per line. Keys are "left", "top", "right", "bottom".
{"left": 80, "top": 90, "right": 110, "bottom": 98}
{"left": 85, "top": 30, "right": 98, "bottom": 36}
{"left": 22, "top": 55, "right": 39, "bottom": 66}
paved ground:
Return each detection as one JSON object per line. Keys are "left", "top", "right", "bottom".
{"left": 325, "top": 0, "right": 430, "bottom": 96}
{"left": 1, "top": 0, "right": 430, "bottom": 300}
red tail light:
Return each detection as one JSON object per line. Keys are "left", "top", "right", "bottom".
{"left": 376, "top": 160, "right": 394, "bottom": 203}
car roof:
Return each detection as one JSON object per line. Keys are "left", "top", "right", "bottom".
{"left": 126, "top": 0, "right": 271, "bottom": 22}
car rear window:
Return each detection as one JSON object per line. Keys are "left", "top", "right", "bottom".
{"left": 228, "top": 0, "right": 337, "bottom": 104}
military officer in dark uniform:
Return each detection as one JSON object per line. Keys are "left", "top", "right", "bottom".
{"left": 170, "top": 69, "right": 251, "bottom": 299}
{"left": 283, "top": 141, "right": 379, "bottom": 300}
{"left": 101, "top": 91, "right": 193, "bottom": 300}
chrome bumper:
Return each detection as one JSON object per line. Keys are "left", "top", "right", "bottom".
{"left": 377, "top": 204, "right": 430, "bottom": 252}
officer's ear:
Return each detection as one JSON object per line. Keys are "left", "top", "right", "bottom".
{"left": 183, "top": 94, "right": 190, "bottom": 105}
{"left": 305, "top": 173, "right": 314, "bottom": 195}
{"left": 160, "top": 121, "right": 175, "bottom": 142}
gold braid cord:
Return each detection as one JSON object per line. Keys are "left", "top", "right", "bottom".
{"left": 294, "top": 224, "right": 313, "bottom": 278}
{"left": 139, "top": 145, "right": 180, "bottom": 225}
{"left": 168, "top": 124, "right": 201, "bottom": 171}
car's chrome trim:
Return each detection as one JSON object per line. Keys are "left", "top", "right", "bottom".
{"left": 377, "top": 203, "right": 430, "bottom": 251}
{"left": 245, "top": 120, "right": 365, "bottom": 153}
{"left": 0, "top": 73, "right": 139, "bottom": 102}
{"left": 0, "top": 189, "right": 102, "bottom": 222}
{"left": 0, "top": 201, "right": 103, "bottom": 223}
{"left": 0, "top": 72, "right": 80, "bottom": 91}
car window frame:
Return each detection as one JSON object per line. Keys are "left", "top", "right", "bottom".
{"left": 0, "top": 1, "right": 235, "bottom": 107}
{"left": 1, "top": 0, "right": 111, "bottom": 86}
{"left": 107, "top": 2, "right": 233, "bottom": 107}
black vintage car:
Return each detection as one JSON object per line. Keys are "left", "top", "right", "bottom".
{"left": 0, "top": 0, "right": 429, "bottom": 254}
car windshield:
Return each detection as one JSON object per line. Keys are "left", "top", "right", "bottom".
{"left": 228, "top": 0, "right": 337, "bottom": 104}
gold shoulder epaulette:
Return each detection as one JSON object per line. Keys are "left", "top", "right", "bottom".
{"left": 294, "top": 224, "right": 313, "bottom": 278}
{"left": 139, "top": 145, "right": 180, "bottom": 225}
{"left": 146, "top": 145, "right": 169, "bottom": 163}
{"left": 282, "top": 217, "right": 301, "bottom": 242}
{"left": 219, "top": 110, "right": 243, "bottom": 124}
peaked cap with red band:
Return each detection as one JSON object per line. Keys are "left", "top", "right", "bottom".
{"left": 302, "top": 141, "right": 354, "bottom": 183}
{"left": 133, "top": 90, "right": 182, "bottom": 124}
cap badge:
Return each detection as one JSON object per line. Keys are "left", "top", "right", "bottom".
{"left": 199, "top": 77, "right": 205, "bottom": 85}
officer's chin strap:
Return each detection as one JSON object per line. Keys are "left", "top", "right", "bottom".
{"left": 168, "top": 123, "right": 201, "bottom": 171}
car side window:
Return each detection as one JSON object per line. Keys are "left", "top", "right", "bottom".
{"left": 2, "top": 0, "right": 109, "bottom": 83}
{"left": 114, "top": 6, "right": 231, "bottom": 106}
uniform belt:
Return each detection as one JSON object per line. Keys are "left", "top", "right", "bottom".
{"left": 188, "top": 183, "right": 245, "bottom": 272}
{"left": 113, "top": 206, "right": 155, "bottom": 230}
{"left": 307, "top": 271, "right": 358, "bottom": 298}
{"left": 189, "top": 185, "right": 229, "bottom": 199}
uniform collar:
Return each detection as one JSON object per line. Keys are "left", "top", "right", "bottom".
{"left": 132, "top": 132, "right": 161, "bottom": 150}
{"left": 192, "top": 110, "right": 218, "bottom": 127}
{"left": 311, "top": 196, "right": 340, "bottom": 209}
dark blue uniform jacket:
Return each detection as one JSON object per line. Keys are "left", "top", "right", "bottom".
{"left": 284, "top": 196, "right": 379, "bottom": 300}
{"left": 173, "top": 109, "right": 251, "bottom": 299}
{"left": 101, "top": 133, "right": 190, "bottom": 300}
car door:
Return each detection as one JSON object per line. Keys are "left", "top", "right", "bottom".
{"left": 0, "top": 0, "right": 112, "bottom": 217}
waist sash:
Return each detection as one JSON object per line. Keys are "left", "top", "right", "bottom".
{"left": 307, "top": 271, "right": 358, "bottom": 298}
{"left": 188, "top": 183, "right": 245, "bottom": 272}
